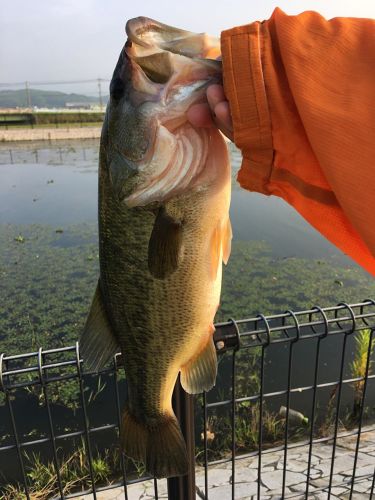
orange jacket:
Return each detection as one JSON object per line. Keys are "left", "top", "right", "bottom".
{"left": 221, "top": 8, "right": 375, "bottom": 275}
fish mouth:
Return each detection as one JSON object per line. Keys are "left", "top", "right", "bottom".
{"left": 110, "top": 17, "right": 221, "bottom": 99}
{"left": 125, "top": 17, "right": 185, "bottom": 46}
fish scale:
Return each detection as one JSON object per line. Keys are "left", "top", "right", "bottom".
{"left": 80, "top": 17, "right": 232, "bottom": 478}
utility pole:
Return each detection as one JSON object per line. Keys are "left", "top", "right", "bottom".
{"left": 97, "top": 78, "right": 103, "bottom": 111}
{"left": 25, "top": 81, "right": 32, "bottom": 109}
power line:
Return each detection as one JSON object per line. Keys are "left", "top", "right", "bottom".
{"left": 0, "top": 78, "right": 110, "bottom": 109}
{"left": 0, "top": 78, "right": 110, "bottom": 87}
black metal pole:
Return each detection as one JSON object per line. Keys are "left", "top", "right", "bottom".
{"left": 167, "top": 378, "right": 196, "bottom": 500}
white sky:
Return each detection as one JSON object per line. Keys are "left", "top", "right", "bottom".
{"left": 1, "top": 0, "right": 374, "bottom": 94}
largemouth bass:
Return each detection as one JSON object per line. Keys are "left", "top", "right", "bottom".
{"left": 80, "top": 17, "right": 232, "bottom": 478}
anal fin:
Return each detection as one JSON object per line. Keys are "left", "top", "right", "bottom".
{"left": 180, "top": 337, "right": 217, "bottom": 394}
{"left": 80, "top": 281, "right": 119, "bottom": 372}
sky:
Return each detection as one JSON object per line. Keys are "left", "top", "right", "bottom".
{"left": 1, "top": 0, "right": 374, "bottom": 95}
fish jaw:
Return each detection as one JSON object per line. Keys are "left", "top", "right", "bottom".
{"left": 126, "top": 16, "right": 221, "bottom": 59}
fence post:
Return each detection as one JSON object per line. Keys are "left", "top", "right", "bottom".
{"left": 167, "top": 377, "right": 196, "bottom": 500}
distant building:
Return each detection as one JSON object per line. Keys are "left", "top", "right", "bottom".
{"left": 65, "top": 102, "right": 94, "bottom": 109}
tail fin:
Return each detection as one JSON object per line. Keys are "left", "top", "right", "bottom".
{"left": 121, "top": 409, "right": 188, "bottom": 478}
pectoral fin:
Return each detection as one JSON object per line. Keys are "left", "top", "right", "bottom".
{"left": 222, "top": 217, "right": 232, "bottom": 265}
{"left": 209, "top": 224, "right": 221, "bottom": 280}
{"left": 80, "top": 282, "right": 119, "bottom": 371}
{"left": 209, "top": 216, "right": 232, "bottom": 279}
{"left": 180, "top": 337, "right": 217, "bottom": 394}
{"left": 148, "top": 207, "right": 183, "bottom": 279}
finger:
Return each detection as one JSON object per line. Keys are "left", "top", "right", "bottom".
{"left": 207, "top": 84, "right": 227, "bottom": 111}
{"left": 214, "top": 101, "right": 233, "bottom": 134}
{"left": 186, "top": 103, "right": 215, "bottom": 128}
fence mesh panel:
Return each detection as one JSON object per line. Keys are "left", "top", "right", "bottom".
{"left": 1, "top": 299, "right": 374, "bottom": 499}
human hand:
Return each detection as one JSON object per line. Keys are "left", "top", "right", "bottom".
{"left": 187, "top": 84, "right": 233, "bottom": 141}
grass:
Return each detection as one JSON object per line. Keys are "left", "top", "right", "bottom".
{"left": 350, "top": 328, "right": 374, "bottom": 421}
{"left": 351, "top": 329, "right": 374, "bottom": 388}
{"left": 0, "top": 441, "right": 130, "bottom": 500}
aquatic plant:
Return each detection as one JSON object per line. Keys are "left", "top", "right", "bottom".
{"left": 317, "top": 385, "right": 339, "bottom": 438}
{"left": 350, "top": 328, "right": 374, "bottom": 420}
{"left": 1, "top": 222, "right": 374, "bottom": 360}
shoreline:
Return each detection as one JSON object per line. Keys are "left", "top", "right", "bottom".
{"left": 0, "top": 126, "right": 102, "bottom": 142}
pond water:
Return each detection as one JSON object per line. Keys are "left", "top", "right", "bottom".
{"left": 0, "top": 140, "right": 374, "bottom": 484}
{"left": 0, "top": 138, "right": 374, "bottom": 357}
{"left": 0, "top": 140, "right": 352, "bottom": 260}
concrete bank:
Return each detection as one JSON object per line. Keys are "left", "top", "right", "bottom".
{"left": 77, "top": 427, "right": 375, "bottom": 499}
{"left": 0, "top": 126, "right": 102, "bottom": 142}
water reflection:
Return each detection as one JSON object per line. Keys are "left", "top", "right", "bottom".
{"left": 0, "top": 139, "right": 99, "bottom": 166}
{"left": 0, "top": 140, "right": 359, "bottom": 264}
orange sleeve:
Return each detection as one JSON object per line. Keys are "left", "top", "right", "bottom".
{"left": 221, "top": 8, "right": 375, "bottom": 276}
